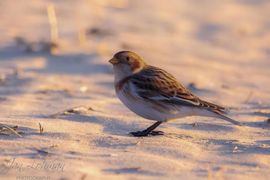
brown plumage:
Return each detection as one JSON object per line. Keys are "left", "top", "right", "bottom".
{"left": 129, "top": 65, "right": 227, "bottom": 114}
{"left": 110, "top": 51, "right": 242, "bottom": 137}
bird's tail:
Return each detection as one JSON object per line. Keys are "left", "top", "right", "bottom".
{"left": 199, "top": 99, "right": 243, "bottom": 126}
{"left": 217, "top": 113, "right": 243, "bottom": 126}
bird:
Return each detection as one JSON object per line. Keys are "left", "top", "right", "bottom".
{"left": 109, "top": 51, "right": 242, "bottom": 137}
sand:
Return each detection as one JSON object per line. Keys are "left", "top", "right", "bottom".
{"left": 0, "top": 0, "right": 270, "bottom": 179}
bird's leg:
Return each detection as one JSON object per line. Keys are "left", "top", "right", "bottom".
{"left": 130, "top": 121, "right": 164, "bottom": 137}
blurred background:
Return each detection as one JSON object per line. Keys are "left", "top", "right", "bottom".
{"left": 1, "top": 0, "right": 269, "bottom": 103}
{"left": 0, "top": 0, "right": 269, "bottom": 106}
{"left": 1, "top": 0, "right": 270, "bottom": 60}
{"left": 0, "top": 1, "right": 270, "bottom": 179}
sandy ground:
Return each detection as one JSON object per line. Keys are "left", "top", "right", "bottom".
{"left": 0, "top": 0, "right": 270, "bottom": 179}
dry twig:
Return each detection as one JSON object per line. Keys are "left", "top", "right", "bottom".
{"left": 0, "top": 124, "right": 22, "bottom": 137}
{"left": 39, "top": 123, "right": 44, "bottom": 134}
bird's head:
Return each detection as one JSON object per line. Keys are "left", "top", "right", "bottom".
{"left": 109, "top": 51, "right": 146, "bottom": 82}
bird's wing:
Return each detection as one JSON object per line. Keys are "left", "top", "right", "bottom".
{"left": 130, "top": 66, "right": 227, "bottom": 114}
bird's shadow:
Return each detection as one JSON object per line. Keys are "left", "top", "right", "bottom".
{"left": 177, "top": 122, "right": 236, "bottom": 132}
{"left": 43, "top": 113, "right": 137, "bottom": 137}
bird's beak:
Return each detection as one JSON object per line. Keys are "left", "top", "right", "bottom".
{"left": 109, "top": 57, "right": 120, "bottom": 65}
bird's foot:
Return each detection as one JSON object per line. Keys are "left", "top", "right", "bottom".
{"left": 129, "top": 130, "right": 164, "bottom": 137}
{"left": 149, "top": 130, "right": 164, "bottom": 136}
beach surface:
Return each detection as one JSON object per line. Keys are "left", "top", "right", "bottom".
{"left": 0, "top": 0, "right": 270, "bottom": 179}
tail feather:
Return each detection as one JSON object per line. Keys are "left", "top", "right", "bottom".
{"left": 200, "top": 99, "right": 228, "bottom": 114}
{"left": 217, "top": 113, "right": 243, "bottom": 126}
{"left": 199, "top": 99, "right": 242, "bottom": 126}
{"left": 187, "top": 97, "right": 243, "bottom": 126}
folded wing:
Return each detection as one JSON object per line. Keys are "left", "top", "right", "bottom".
{"left": 131, "top": 66, "right": 227, "bottom": 115}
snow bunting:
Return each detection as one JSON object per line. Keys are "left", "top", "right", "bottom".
{"left": 109, "top": 51, "right": 242, "bottom": 137}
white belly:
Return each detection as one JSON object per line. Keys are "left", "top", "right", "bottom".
{"left": 116, "top": 88, "right": 195, "bottom": 121}
{"left": 117, "top": 91, "right": 163, "bottom": 121}
{"left": 115, "top": 81, "right": 217, "bottom": 122}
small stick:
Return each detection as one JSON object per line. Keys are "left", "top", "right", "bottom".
{"left": 244, "top": 91, "right": 253, "bottom": 103}
{"left": 0, "top": 124, "right": 22, "bottom": 137}
{"left": 39, "top": 123, "right": 44, "bottom": 134}
{"left": 47, "top": 4, "right": 59, "bottom": 43}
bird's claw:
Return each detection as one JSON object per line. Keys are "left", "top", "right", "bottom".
{"left": 129, "top": 130, "right": 164, "bottom": 137}
{"left": 149, "top": 130, "right": 164, "bottom": 136}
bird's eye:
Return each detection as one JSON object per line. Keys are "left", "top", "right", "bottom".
{"left": 126, "top": 57, "right": 130, "bottom": 61}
